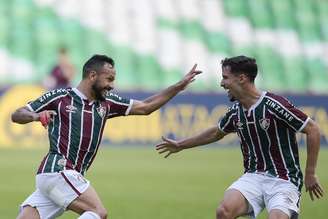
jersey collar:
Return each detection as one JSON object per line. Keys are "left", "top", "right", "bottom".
{"left": 244, "top": 91, "right": 267, "bottom": 116}
{"left": 72, "top": 87, "right": 96, "bottom": 105}
{"left": 72, "top": 87, "right": 88, "bottom": 100}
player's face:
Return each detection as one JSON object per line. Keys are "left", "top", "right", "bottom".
{"left": 220, "top": 66, "right": 239, "bottom": 102}
{"left": 92, "top": 63, "right": 116, "bottom": 101}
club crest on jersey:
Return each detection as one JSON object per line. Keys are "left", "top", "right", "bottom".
{"left": 66, "top": 105, "right": 77, "bottom": 113}
{"left": 57, "top": 158, "right": 67, "bottom": 167}
{"left": 259, "top": 118, "right": 270, "bottom": 130}
{"left": 97, "top": 106, "right": 106, "bottom": 118}
{"left": 235, "top": 121, "right": 243, "bottom": 130}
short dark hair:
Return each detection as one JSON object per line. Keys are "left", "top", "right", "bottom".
{"left": 82, "top": 55, "right": 115, "bottom": 78}
{"left": 221, "top": 55, "right": 258, "bottom": 82}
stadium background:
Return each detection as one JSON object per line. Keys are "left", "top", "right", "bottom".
{"left": 0, "top": 0, "right": 327, "bottom": 218}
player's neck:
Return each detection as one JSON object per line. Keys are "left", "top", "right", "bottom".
{"left": 238, "top": 86, "right": 262, "bottom": 110}
{"left": 76, "top": 82, "right": 96, "bottom": 101}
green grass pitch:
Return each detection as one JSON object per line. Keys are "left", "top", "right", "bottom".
{"left": 0, "top": 147, "right": 327, "bottom": 219}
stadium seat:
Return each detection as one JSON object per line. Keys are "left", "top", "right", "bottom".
{"left": 162, "top": 68, "right": 182, "bottom": 87}
{"left": 255, "top": 47, "right": 286, "bottom": 91}
{"left": 270, "top": 0, "right": 296, "bottom": 29}
{"left": 307, "top": 59, "right": 328, "bottom": 93}
{"left": 316, "top": 0, "right": 328, "bottom": 41}
{"left": 282, "top": 57, "right": 308, "bottom": 92}
{"left": 11, "top": 0, "right": 35, "bottom": 21}
{"left": 0, "top": 12, "right": 9, "bottom": 47}
{"left": 58, "top": 21, "right": 85, "bottom": 62}
{"left": 223, "top": 0, "right": 248, "bottom": 18}
{"left": 34, "top": 10, "right": 61, "bottom": 76}
{"left": 293, "top": 0, "right": 321, "bottom": 42}
{"left": 0, "top": 0, "right": 11, "bottom": 46}
{"left": 247, "top": 0, "right": 273, "bottom": 28}
{"left": 180, "top": 21, "right": 204, "bottom": 41}
{"left": 205, "top": 32, "right": 231, "bottom": 55}
{"left": 113, "top": 47, "right": 138, "bottom": 89}
{"left": 231, "top": 46, "right": 254, "bottom": 58}
{"left": 10, "top": 27, "right": 35, "bottom": 60}
{"left": 1, "top": 0, "right": 327, "bottom": 94}
{"left": 7, "top": 0, "right": 36, "bottom": 59}
{"left": 135, "top": 56, "right": 163, "bottom": 90}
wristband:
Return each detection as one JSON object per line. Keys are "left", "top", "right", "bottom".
{"left": 39, "top": 111, "right": 49, "bottom": 127}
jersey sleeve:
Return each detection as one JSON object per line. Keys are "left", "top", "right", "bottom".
{"left": 218, "top": 106, "right": 237, "bottom": 134}
{"left": 104, "top": 93, "right": 133, "bottom": 119}
{"left": 267, "top": 95, "right": 309, "bottom": 132}
{"left": 26, "top": 88, "right": 67, "bottom": 113}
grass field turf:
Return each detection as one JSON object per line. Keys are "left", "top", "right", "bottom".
{"left": 0, "top": 147, "right": 327, "bottom": 219}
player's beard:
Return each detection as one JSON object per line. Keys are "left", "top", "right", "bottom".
{"left": 91, "top": 81, "right": 107, "bottom": 101}
{"left": 227, "top": 91, "right": 236, "bottom": 102}
{"left": 229, "top": 94, "right": 236, "bottom": 102}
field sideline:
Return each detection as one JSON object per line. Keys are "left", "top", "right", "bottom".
{"left": 0, "top": 147, "right": 327, "bottom": 219}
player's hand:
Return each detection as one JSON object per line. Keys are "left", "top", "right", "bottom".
{"left": 177, "top": 64, "right": 202, "bottom": 90}
{"left": 156, "top": 136, "right": 183, "bottom": 158}
{"left": 38, "top": 110, "right": 57, "bottom": 129}
{"left": 305, "top": 173, "right": 324, "bottom": 201}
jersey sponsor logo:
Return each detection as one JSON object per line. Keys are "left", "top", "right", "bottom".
{"left": 66, "top": 105, "right": 77, "bottom": 113}
{"left": 265, "top": 99, "right": 294, "bottom": 122}
{"left": 39, "top": 88, "right": 67, "bottom": 102}
{"left": 109, "top": 93, "right": 122, "bottom": 101}
{"left": 97, "top": 106, "right": 106, "bottom": 118}
{"left": 259, "top": 118, "right": 270, "bottom": 130}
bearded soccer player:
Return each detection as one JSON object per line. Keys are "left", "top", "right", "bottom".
{"left": 156, "top": 56, "right": 324, "bottom": 219}
{"left": 12, "top": 54, "right": 201, "bottom": 219}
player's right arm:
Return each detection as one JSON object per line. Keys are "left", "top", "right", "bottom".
{"left": 11, "top": 88, "right": 66, "bottom": 126}
{"left": 11, "top": 107, "right": 57, "bottom": 128}
{"left": 156, "top": 127, "right": 226, "bottom": 158}
{"left": 11, "top": 106, "right": 40, "bottom": 124}
{"left": 156, "top": 104, "right": 237, "bottom": 158}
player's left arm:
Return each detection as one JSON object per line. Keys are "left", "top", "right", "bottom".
{"left": 301, "top": 119, "right": 324, "bottom": 200}
{"left": 129, "top": 64, "right": 201, "bottom": 115}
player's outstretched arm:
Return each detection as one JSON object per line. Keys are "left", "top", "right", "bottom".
{"left": 156, "top": 126, "right": 226, "bottom": 158}
{"left": 129, "top": 64, "right": 202, "bottom": 115}
{"left": 302, "top": 119, "right": 324, "bottom": 200}
{"left": 11, "top": 106, "right": 56, "bottom": 128}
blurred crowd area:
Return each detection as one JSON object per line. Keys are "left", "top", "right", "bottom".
{"left": 0, "top": 0, "right": 327, "bottom": 93}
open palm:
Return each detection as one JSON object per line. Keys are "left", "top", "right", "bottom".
{"left": 155, "top": 136, "right": 182, "bottom": 158}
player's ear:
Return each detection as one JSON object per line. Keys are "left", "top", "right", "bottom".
{"left": 239, "top": 73, "right": 248, "bottom": 84}
{"left": 89, "top": 71, "right": 97, "bottom": 81}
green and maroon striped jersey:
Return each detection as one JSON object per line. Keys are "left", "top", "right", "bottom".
{"left": 27, "top": 88, "right": 133, "bottom": 175}
{"left": 218, "top": 91, "right": 309, "bottom": 191}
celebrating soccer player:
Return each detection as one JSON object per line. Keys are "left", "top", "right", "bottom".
{"left": 12, "top": 54, "right": 201, "bottom": 219}
{"left": 156, "top": 56, "right": 324, "bottom": 219}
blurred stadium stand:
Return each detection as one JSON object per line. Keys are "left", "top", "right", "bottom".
{"left": 0, "top": 0, "right": 327, "bottom": 93}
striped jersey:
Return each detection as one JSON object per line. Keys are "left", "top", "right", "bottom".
{"left": 218, "top": 91, "right": 309, "bottom": 191}
{"left": 27, "top": 87, "right": 133, "bottom": 175}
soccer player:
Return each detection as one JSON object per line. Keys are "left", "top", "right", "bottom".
{"left": 12, "top": 54, "right": 201, "bottom": 219}
{"left": 156, "top": 56, "right": 324, "bottom": 219}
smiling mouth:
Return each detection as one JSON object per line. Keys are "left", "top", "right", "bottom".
{"left": 102, "top": 89, "right": 109, "bottom": 96}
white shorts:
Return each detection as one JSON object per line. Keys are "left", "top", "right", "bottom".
{"left": 227, "top": 173, "right": 300, "bottom": 218}
{"left": 20, "top": 170, "right": 90, "bottom": 219}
